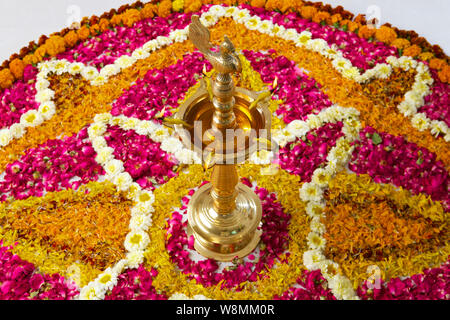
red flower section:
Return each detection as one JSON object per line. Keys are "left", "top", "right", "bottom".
{"left": 105, "top": 265, "right": 167, "bottom": 300}
{"left": 357, "top": 259, "right": 450, "bottom": 300}
{"left": 0, "top": 127, "right": 103, "bottom": 201}
{"left": 0, "top": 242, "right": 79, "bottom": 300}
{"left": 165, "top": 182, "right": 290, "bottom": 289}
{"left": 243, "top": 50, "right": 332, "bottom": 124}
{"left": 274, "top": 269, "right": 336, "bottom": 300}
{"left": 349, "top": 127, "right": 450, "bottom": 210}
{"left": 0, "top": 65, "right": 39, "bottom": 129}
{"left": 104, "top": 125, "right": 177, "bottom": 190}
{"left": 278, "top": 122, "right": 344, "bottom": 182}
{"left": 110, "top": 52, "right": 211, "bottom": 121}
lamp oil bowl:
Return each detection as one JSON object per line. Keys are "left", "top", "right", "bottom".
{"left": 171, "top": 15, "right": 272, "bottom": 261}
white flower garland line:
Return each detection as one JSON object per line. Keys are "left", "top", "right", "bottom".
{"left": 295, "top": 107, "right": 362, "bottom": 300}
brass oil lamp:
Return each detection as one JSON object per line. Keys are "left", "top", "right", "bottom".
{"left": 171, "top": 16, "right": 272, "bottom": 261}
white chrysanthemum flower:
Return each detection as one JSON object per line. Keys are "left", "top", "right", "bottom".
{"left": 342, "top": 66, "right": 360, "bottom": 80}
{"left": 411, "top": 81, "right": 430, "bottom": 96}
{"left": 270, "top": 24, "right": 286, "bottom": 38}
{"left": 397, "top": 101, "right": 417, "bottom": 117}
{"left": 224, "top": 6, "right": 238, "bottom": 18}
{"left": 125, "top": 250, "right": 144, "bottom": 269}
{"left": 124, "top": 230, "right": 150, "bottom": 252}
{"left": 258, "top": 20, "right": 274, "bottom": 34}
{"left": 35, "top": 78, "right": 50, "bottom": 91}
{"left": 244, "top": 16, "right": 262, "bottom": 31}
{"left": 233, "top": 8, "right": 250, "bottom": 24}
{"left": 305, "top": 201, "right": 326, "bottom": 218}
{"left": 209, "top": 4, "right": 226, "bottom": 18}
{"left": 150, "top": 126, "right": 169, "bottom": 143}
{"left": 120, "top": 117, "right": 139, "bottom": 131}
{"left": 312, "top": 259, "right": 339, "bottom": 280}
{"left": 135, "top": 120, "right": 157, "bottom": 136}
{"left": 328, "top": 274, "right": 357, "bottom": 300}
{"left": 87, "top": 122, "right": 107, "bottom": 138}
{"left": 126, "top": 182, "right": 141, "bottom": 199}
{"left": 131, "top": 201, "right": 154, "bottom": 216}
{"left": 374, "top": 63, "right": 392, "bottom": 79}
{"left": 342, "top": 117, "right": 362, "bottom": 140}
{"left": 95, "top": 146, "right": 114, "bottom": 164}
{"left": 322, "top": 45, "right": 341, "bottom": 59}
{"left": 169, "top": 293, "right": 191, "bottom": 300}
{"left": 306, "top": 38, "right": 328, "bottom": 53}
{"left": 155, "top": 35, "right": 172, "bottom": 48}
{"left": 143, "top": 40, "right": 158, "bottom": 52}
{"left": 294, "top": 31, "right": 312, "bottom": 47}
{"left": 132, "top": 47, "right": 151, "bottom": 60}
{"left": 398, "top": 56, "right": 417, "bottom": 71}
{"left": 114, "top": 172, "right": 133, "bottom": 191}
{"left": 79, "top": 284, "right": 104, "bottom": 300}
{"left": 115, "top": 55, "right": 136, "bottom": 69}
{"left": 311, "top": 168, "right": 333, "bottom": 187}
{"left": 404, "top": 90, "right": 424, "bottom": 108}
{"left": 175, "top": 149, "right": 196, "bottom": 164}
{"left": 81, "top": 66, "right": 99, "bottom": 81}
{"left": 91, "top": 75, "right": 108, "bottom": 86}
{"left": 68, "top": 62, "right": 84, "bottom": 75}
{"left": 104, "top": 159, "right": 124, "bottom": 178}
{"left": 91, "top": 136, "right": 107, "bottom": 151}
{"left": 53, "top": 60, "right": 69, "bottom": 75}
{"left": 129, "top": 212, "right": 152, "bottom": 232}
{"left": 310, "top": 216, "right": 326, "bottom": 235}
{"left": 287, "top": 119, "right": 310, "bottom": 137}
{"left": 21, "top": 110, "right": 44, "bottom": 127}
{"left": 38, "top": 61, "right": 52, "bottom": 73}
{"left": 306, "top": 114, "right": 323, "bottom": 129}
{"left": 160, "top": 136, "right": 183, "bottom": 154}
{"left": 430, "top": 120, "right": 447, "bottom": 138}
{"left": 38, "top": 101, "right": 56, "bottom": 120}
{"left": 303, "top": 249, "right": 326, "bottom": 270}
{"left": 93, "top": 113, "right": 112, "bottom": 125}
{"left": 100, "top": 64, "right": 120, "bottom": 77}
{"left": 135, "top": 190, "right": 155, "bottom": 205}
{"left": 272, "top": 128, "right": 295, "bottom": 147}
{"left": 95, "top": 268, "right": 118, "bottom": 292}
{"left": 281, "top": 28, "right": 298, "bottom": 41}
{"left": 299, "top": 182, "right": 324, "bottom": 203}
{"left": 169, "top": 29, "right": 188, "bottom": 43}
{"left": 9, "top": 123, "right": 25, "bottom": 139}
{"left": 249, "top": 149, "right": 273, "bottom": 165}
{"left": 307, "top": 231, "right": 326, "bottom": 250}
{"left": 200, "top": 12, "right": 218, "bottom": 27}
{"left": 0, "top": 129, "right": 12, "bottom": 147}
{"left": 411, "top": 113, "right": 430, "bottom": 131}
{"left": 35, "top": 88, "right": 55, "bottom": 104}
{"left": 332, "top": 57, "right": 351, "bottom": 71}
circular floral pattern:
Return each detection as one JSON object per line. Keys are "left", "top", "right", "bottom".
{"left": 0, "top": 1, "right": 448, "bottom": 300}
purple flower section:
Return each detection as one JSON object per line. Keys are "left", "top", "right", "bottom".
{"left": 243, "top": 50, "right": 332, "bottom": 124}
{"left": 349, "top": 127, "right": 450, "bottom": 210}
{"left": 0, "top": 242, "right": 79, "bottom": 300}
{"left": 110, "top": 52, "right": 211, "bottom": 120}
{"left": 57, "top": 11, "right": 195, "bottom": 69}
{"left": 0, "top": 127, "right": 103, "bottom": 202}
{"left": 358, "top": 259, "right": 450, "bottom": 300}
{"left": 105, "top": 265, "right": 167, "bottom": 300}
{"left": 418, "top": 69, "right": 450, "bottom": 127}
{"left": 104, "top": 125, "right": 177, "bottom": 190}
{"left": 0, "top": 65, "right": 39, "bottom": 130}
{"left": 278, "top": 122, "right": 345, "bottom": 182}
{"left": 241, "top": 4, "right": 398, "bottom": 71}
{"left": 166, "top": 183, "right": 290, "bottom": 289}
{"left": 274, "top": 269, "right": 336, "bottom": 300}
